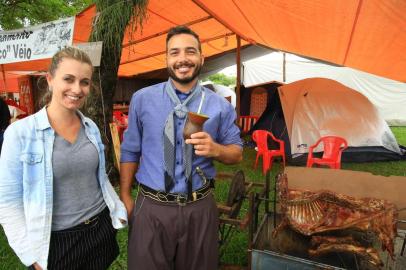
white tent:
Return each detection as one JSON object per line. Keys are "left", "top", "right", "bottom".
{"left": 200, "top": 81, "right": 236, "bottom": 108}
{"left": 279, "top": 78, "right": 400, "bottom": 157}
{"left": 252, "top": 78, "right": 404, "bottom": 163}
{"left": 241, "top": 52, "right": 406, "bottom": 126}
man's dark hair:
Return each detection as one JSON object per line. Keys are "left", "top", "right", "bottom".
{"left": 166, "top": 25, "right": 201, "bottom": 52}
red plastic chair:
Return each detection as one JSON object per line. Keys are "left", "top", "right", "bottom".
{"left": 112, "top": 111, "right": 128, "bottom": 141}
{"left": 113, "top": 110, "right": 124, "bottom": 122}
{"left": 306, "top": 136, "right": 348, "bottom": 169}
{"left": 238, "top": 115, "right": 259, "bottom": 134}
{"left": 252, "top": 130, "right": 286, "bottom": 174}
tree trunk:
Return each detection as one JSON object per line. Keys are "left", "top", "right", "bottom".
{"left": 83, "top": 53, "right": 119, "bottom": 182}
{"left": 81, "top": 1, "right": 148, "bottom": 183}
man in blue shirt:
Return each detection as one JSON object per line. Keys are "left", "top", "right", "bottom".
{"left": 120, "top": 25, "right": 243, "bottom": 270}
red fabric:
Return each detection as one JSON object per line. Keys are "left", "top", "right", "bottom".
{"left": 2, "top": 1, "right": 405, "bottom": 82}
{"left": 113, "top": 110, "right": 128, "bottom": 141}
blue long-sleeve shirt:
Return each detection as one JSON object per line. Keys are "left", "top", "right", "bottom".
{"left": 120, "top": 81, "right": 242, "bottom": 193}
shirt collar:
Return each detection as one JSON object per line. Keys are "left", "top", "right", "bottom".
{"left": 34, "top": 107, "right": 91, "bottom": 130}
{"left": 168, "top": 78, "right": 199, "bottom": 95}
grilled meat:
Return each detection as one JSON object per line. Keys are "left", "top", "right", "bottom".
{"left": 275, "top": 173, "right": 397, "bottom": 259}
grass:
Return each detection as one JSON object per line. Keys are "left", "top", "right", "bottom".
{"left": 1, "top": 128, "right": 406, "bottom": 269}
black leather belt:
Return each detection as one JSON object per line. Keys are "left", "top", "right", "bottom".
{"left": 140, "top": 180, "right": 214, "bottom": 206}
{"left": 53, "top": 207, "right": 108, "bottom": 233}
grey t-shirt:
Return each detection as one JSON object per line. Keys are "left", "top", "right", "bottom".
{"left": 51, "top": 124, "right": 106, "bottom": 231}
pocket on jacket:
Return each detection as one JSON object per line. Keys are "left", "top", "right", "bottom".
{"left": 20, "top": 152, "right": 44, "bottom": 184}
{"left": 20, "top": 153, "right": 43, "bottom": 164}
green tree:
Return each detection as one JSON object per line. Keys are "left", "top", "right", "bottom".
{"left": 82, "top": 0, "right": 148, "bottom": 180}
{"left": 0, "top": 0, "right": 91, "bottom": 30}
{"left": 204, "top": 73, "right": 236, "bottom": 86}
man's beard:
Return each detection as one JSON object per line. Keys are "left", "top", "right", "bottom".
{"left": 167, "top": 62, "right": 202, "bottom": 85}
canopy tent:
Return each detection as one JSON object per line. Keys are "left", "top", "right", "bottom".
{"left": 0, "top": 72, "right": 20, "bottom": 93}
{"left": 251, "top": 78, "right": 405, "bottom": 164}
{"left": 1, "top": 2, "right": 249, "bottom": 77}
{"left": 242, "top": 52, "right": 406, "bottom": 126}
{"left": 1, "top": 0, "right": 405, "bottom": 83}
{"left": 194, "top": 0, "right": 406, "bottom": 82}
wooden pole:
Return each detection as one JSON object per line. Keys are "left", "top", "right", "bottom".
{"left": 236, "top": 35, "right": 241, "bottom": 118}
{"left": 283, "top": 52, "right": 286, "bottom": 83}
{"left": 1, "top": 64, "right": 8, "bottom": 94}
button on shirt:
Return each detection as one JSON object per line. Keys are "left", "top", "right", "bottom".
{"left": 120, "top": 81, "right": 242, "bottom": 194}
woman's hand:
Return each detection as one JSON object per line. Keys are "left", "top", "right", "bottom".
{"left": 33, "top": 263, "right": 42, "bottom": 270}
{"left": 119, "top": 218, "right": 127, "bottom": 225}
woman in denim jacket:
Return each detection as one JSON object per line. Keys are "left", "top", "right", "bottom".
{"left": 0, "top": 47, "right": 127, "bottom": 270}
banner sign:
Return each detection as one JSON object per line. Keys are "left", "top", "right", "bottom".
{"left": 0, "top": 17, "right": 75, "bottom": 64}
{"left": 74, "top": 42, "right": 103, "bottom": 67}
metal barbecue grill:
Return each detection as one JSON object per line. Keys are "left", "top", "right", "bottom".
{"left": 217, "top": 167, "right": 406, "bottom": 269}
{"left": 247, "top": 170, "right": 406, "bottom": 270}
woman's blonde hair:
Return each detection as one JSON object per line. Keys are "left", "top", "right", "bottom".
{"left": 48, "top": 46, "right": 93, "bottom": 76}
{"left": 42, "top": 47, "right": 94, "bottom": 106}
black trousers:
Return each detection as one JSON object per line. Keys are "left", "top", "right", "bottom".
{"left": 45, "top": 207, "right": 119, "bottom": 270}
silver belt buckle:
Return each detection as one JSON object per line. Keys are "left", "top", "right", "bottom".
{"left": 176, "top": 194, "right": 187, "bottom": 206}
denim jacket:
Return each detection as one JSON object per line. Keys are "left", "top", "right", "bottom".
{"left": 0, "top": 107, "right": 127, "bottom": 270}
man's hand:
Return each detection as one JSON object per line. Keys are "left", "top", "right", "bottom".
{"left": 120, "top": 193, "right": 134, "bottom": 220}
{"left": 185, "top": 132, "right": 220, "bottom": 158}
{"left": 120, "top": 162, "right": 138, "bottom": 221}
{"left": 185, "top": 132, "right": 243, "bottom": 164}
